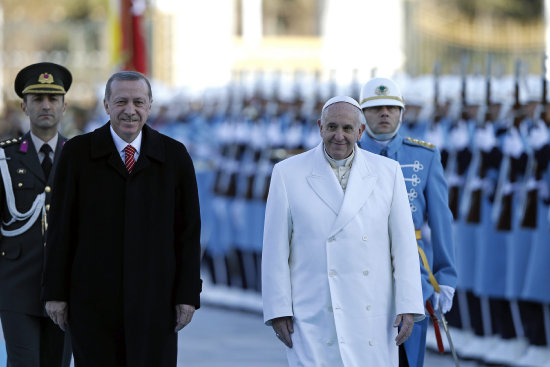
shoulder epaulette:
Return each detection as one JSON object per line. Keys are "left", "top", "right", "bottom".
{"left": 0, "top": 136, "right": 22, "bottom": 148}
{"left": 405, "top": 137, "right": 435, "bottom": 150}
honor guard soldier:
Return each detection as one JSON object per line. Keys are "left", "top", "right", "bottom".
{"left": 0, "top": 62, "right": 72, "bottom": 367}
{"left": 359, "top": 77, "right": 457, "bottom": 367}
{"left": 468, "top": 69, "right": 529, "bottom": 363}
{"left": 519, "top": 101, "right": 550, "bottom": 366}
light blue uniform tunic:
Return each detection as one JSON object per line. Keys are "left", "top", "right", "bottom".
{"left": 360, "top": 132, "right": 457, "bottom": 367}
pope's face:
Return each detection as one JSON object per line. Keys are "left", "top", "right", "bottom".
{"left": 104, "top": 79, "right": 152, "bottom": 143}
{"left": 318, "top": 103, "right": 365, "bottom": 160}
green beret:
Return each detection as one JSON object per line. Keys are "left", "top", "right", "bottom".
{"left": 14, "top": 62, "right": 72, "bottom": 99}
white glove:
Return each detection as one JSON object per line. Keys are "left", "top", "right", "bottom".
{"left": 449, "top": 121, "right": 469, "bottom": 150}
{"left": 528, "top": 120, "right": 549, "bottom": 149}
{"left": 425, "top": 125, "right": 444, "bottom": 150}
{"left": 474, "top": 124, "right": 497, "bottom": 152}
{"left": 432, "top": 285, "right": 455, "bottom": 314}
{"left": 502, "top": 127, "right": 524, "bottom": 158}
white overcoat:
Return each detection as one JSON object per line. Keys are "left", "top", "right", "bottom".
{"left": 262, "top": 143, "right": 424, "bottom": 367}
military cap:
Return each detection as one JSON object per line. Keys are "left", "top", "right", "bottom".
{"left": 14, "top": 62, "right": 72, "bottom": 98}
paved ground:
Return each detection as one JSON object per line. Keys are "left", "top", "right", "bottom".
{"left": 178, "top": 306, "right": 286, "bottom": 367}
{"left": 0, "top": 304, "right": 484, "bottom": 366}
{"left": 178, "top": 305, "right": 483, "bottom": 367}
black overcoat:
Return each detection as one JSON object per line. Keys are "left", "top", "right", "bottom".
{"left": 43, "top": 123, "right": 202, "bottom": 367}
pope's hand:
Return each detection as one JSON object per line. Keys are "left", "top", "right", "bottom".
{"left": 394, "top": 313, "right": 414, "bottom": 346}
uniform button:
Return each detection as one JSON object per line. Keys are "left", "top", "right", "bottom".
{"left": 326, "top": 340, "right": 334, "bottom": 346}
{"left": 328, "top": 236, "right": 336, "bottom": 243}
{"left": 43, "top": 242, "right": 46, "bottom": 247}
{"left": 362, "top": 235, "right": 367, "bottom": 241}
{"left": 329, "top": 270, "right": 337, "bottom": 277}
{"left": 369, "top": 340, "right": 374, "bottom": 346}
{"left": 17, "top": 183, "right": 23, "bottom": 188}
{"left": 1, "top": 252, "right": 5, "bottom": 256}
{"left": 45, "top": 186, "right": 51, "bottom": 193}
{"left": 363, "top": 270, "right": 369, "bottom": 276}
{"left": 45, "top": 204, "right": 50, "bottom": 211}
{"left": 327, "top": 306, "right": 333, "bottom": 312}
{"left": 366, "top": 305, "right": 372, "bottom": 311}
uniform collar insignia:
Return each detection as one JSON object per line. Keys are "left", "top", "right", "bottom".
{"left": 19, "top": 140, "right": 29, "bottom": 152}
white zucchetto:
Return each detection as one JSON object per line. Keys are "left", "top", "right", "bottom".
{"left": 321, "top": 96, "right": 361, "bottom": 113}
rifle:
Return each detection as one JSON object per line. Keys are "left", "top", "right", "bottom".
{"left": 447, "top": 56, "right": 470, "bottom": 219}
{"left": 519, "top": 54, "right": 547, "bottom": 228}
{"left": 329, "top": 69, "right": 337, "bottom": 98}
{"left": 541, "top": 54, "right": 547, "bottom": 121}
{"left": 350, "top": 69, "right": 361, "bottom": 102}
{"left": 494, "top": 59, "right": 524, "bottom": 231}
{"left": 433, "top": 62, "right": 441, "bottom": 123}
{"left": 464, "top": 56, "right": 493, "bottom": 223}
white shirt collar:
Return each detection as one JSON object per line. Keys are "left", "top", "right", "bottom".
{"left": 30, "top": 131, "right": 58, "bottom": 154}
{"left": 110, "top": 125, "right": 142, "bottom": 156}
{"left": 323, "top": 144, "right": 356, "bottom": 168}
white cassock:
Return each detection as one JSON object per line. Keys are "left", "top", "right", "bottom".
{"left": 262, "top": 143, "right": 424, "bottom": 367}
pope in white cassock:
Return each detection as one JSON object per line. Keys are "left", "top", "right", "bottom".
{"left": 262, "top": 96, "right": 425, "bottom": 367}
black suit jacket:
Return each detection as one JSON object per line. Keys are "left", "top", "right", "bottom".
{"left": 43, "top": 123, "right": 202, "bottom": 367}
{"left": 0, "top": 132, "right": 65, "bottom": 316}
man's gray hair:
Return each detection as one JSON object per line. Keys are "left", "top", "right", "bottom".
{"left": 104, "top": 71, "right": 152, "bottom": 101}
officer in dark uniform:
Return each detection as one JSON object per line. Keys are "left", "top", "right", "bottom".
{"left": 0, "top": 62, "right": 72, "bottom": 367}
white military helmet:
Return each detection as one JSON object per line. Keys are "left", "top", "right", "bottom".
{"left": 359, "top": 77, "right": 405, "bottom": 110}
{"left": 360, "top": 77, "right": 405, "bottom": 140}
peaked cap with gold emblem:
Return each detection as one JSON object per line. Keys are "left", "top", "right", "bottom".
{"left": 14, "top": 62, "right": 72, "bottom": 98}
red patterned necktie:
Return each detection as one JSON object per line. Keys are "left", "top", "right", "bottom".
{"left": 124, "top": 145, "right": 137, "bottom": 173}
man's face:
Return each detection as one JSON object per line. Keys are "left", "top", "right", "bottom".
{"left": 318, "top": 103, "right": 365, "bottom": 160}
{"left": 21, "top": 94, "right": 66, "bottom": 131}
{"left": 104, "top": 79, "right": 152, "bottom": 143}
{"left": 362, "top": 105, "right": 401, "bottom": 136}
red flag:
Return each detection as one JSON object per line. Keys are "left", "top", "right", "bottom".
{"left": 131, "top": 2, "right": 148, "bottom": 74}
{"left": 120, "top": 0, "right": 148, "bottom": 74}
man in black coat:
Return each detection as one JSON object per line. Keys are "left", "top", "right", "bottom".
{"left": 43, "top": 71, "right": 202, "bottom": 367}
{"left": 0, "top": 62, "right": 72, "bottom": 366}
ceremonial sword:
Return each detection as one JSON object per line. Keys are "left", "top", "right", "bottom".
{"left": 438, "top": 301, "right": 460, "bottom": 367}
{"left": 425, "top": 300, "right": 460, "bottom": 367}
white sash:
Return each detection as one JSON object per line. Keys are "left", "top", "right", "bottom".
{"left": 0, "top": 148, "right": 45, "bottom": 237}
